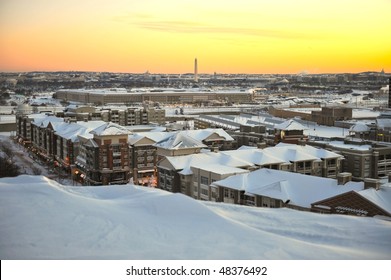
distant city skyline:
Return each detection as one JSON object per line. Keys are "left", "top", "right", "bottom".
{"left": 0, "top": 0, "right": 390, "bottom": 74}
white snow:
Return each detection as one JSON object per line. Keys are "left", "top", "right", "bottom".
{"left": 274, "top": 119, "right": 307, "bottom": 131}
{"left": 349, "top": 122, "right": 370, "bottom": 132}
{"left": 211, "top": 169, "right": 364, "bottom": 209}
{"left": 1, "top": 175, "right": 390, "bottom": 260}
{"left": 359, "top": 186, "right": 391, "bottom": 214}
{"left": 327, "top": 140, "right": 372, "bottom": 151}
{"left": 154, "top": 132, "right": 207, "bottom": 150}
{"left": 90, "top": 122, "right": 131, "bottom": 136}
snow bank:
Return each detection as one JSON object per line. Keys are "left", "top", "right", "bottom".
{"left": 0, "top": 175, "right": 390, "bottom": 260}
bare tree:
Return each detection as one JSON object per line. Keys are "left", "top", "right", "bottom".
{"left": 0, "top": 142, "right": 14, "bottom": 162}
{"left": 0, "top": 155, "right": 20, "bottom": 177}
{"left": 0, "top": 141, "right": 20, "bottom": 178}
{"left": 31, "top": 166, "right": 42, "bottom": 175}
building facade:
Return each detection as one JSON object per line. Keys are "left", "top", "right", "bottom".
{"left": 309, "top": 139, "right": 391, "bottom": 180}
{"left": 55, "top": 88, "right": 254, "bottom": 105}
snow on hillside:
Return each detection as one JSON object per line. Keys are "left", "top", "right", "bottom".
{"left": 0, "top": 175, "right": 390, "bottom": 260}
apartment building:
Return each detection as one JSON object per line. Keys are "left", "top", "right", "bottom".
{"left": 188, "top": 165, "right": 249, "bottom": 201}
{"left": 64, "top": 105, "right": 164, "bottom": 126}
{"left": 311, "top": 107, "right": 353, "bottom": 126}
{"left": 211, "top": 169, "right": 364, "bottom": 212}
{"left": 75, "top": 122, "right": 131, "bottom": 185}
{"left": 128, "top": 132, "right": 173, "bottom": 186}
{"left": 157, "top": 143, "right": 343, "bottom": 197}
{"left": 158, "top": 152, "right": 253, "bottom": 193}
{"left": 309, "top": 139, "right": 391, "bottom": 180}
{"left": 55, "top": 88, "right": 254, "bottom": 105}
{"left": 154, "top": 132, "right": 207, "bottom": 158}
{"left": 274, "top": 119, "right": 308, "bottom": 144}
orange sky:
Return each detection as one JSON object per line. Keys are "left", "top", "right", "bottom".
{"left": 1, "top": 0, "right": 390, "bottom": 74}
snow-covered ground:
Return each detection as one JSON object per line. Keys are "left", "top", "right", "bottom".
{"left": 0, "top": 134, "right": 76, "bottom": 185}
{"left": 0, "top": 175, "right": 390, "bottom": 260}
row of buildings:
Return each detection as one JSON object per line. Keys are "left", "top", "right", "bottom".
{"left": 54, "top": 88, "right": 254, "bottom": 105}
{"left": 14, "top": 107, "right": 391, "bottom": 218}
{"left": 16, "top": 110, "right": 391, "bottom": 184}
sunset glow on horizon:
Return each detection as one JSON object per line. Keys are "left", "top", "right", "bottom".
{"left": 1, "top": 0, "right": 390, "bottom": 74}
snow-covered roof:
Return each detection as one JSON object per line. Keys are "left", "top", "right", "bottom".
{"left": 164, "top": 152, "right": 254, "bottom": 171}
{"left": 237, "top": 145, "right": 257, "bottom": 150}
{"left": 358, "top": 185, "right": 391, "bottom": 215}
{"left": 31, "top": 115, "right": 63, "bottom": 128}
{"left": 376, "top": 118, "right": 391, "bottom": 130}
{"left": 222, "top": 149, "right": 286, "bottom": 166}
{"left": 173, "top": 143, "right": 342, "bottom": 172}
{"left": 190, "top": 163, "right": 250, "bottom": 175}
{"left": 55, "top": 123, "right": 89, "bottom": 141}
{"left": 212, "top": 169, "right": 364, "bottom": 208}
{"left": 184, "top": 128, "right": 234, "bottom": 142}
{"left": 327, "top": 140, "right": 372, "bottom": 151}
{"left": 349, "top": 123, "right": 370, "bottom": 133}
{"left": 77, "top": 120, "right": 106, "bottom": 130}
{"left": 53, "top": 120, "right": 107, "bottom": 141}
{"left": 154, "top": 132, "right": 207, "bottom": 150}
{"left": 178, "top": 167, "right": 193, "bottom": 175}
{"left": 128, "top": 132, "right": 176, "bottom": 145}
{"left": 275, "top": 143, "right": 343, "bottom": 159}
{"left": 274, "top": 119, "right": 307, "bottom": 131}
{"left": 90, "top": 122, "right": 131, "bottom": 136}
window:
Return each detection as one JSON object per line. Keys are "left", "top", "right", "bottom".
{"left": 224, "top": 188, "right": 234, "bottom": 199}
{"left": 201, "top": 176, "right": 208, "bottom": 185}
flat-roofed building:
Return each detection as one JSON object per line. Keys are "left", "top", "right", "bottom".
{"left": 309, "top": 139, "right": 391, "bottom": 180}
{"left": 55, "top": 88, "right": 253, "bottom": 105}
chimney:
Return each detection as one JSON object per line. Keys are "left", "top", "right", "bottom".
{"left": 337, "top": 172, "right": 352, "bottom": 185}
{"left": 257, "top": 142, "right": 267, "bottom": 149}
{"left": 364, "top": 178, "right": 381, "bottom": 190}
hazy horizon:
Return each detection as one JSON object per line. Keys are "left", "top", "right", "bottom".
{"left": 1, "top": 0, "right": 390, "bottom": 74}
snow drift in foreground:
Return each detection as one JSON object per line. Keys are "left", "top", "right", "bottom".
{"left": 0, "top": 175, "right": 390, "bottom": 260}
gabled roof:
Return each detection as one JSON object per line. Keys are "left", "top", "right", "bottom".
{"left": 190, "top": 163, "right": 249, "bottom": 175}
{"left": 55, "top": 123, "right": 89, "bottom": 141}
{"left": 154, "top": 132, "right": 207, "bottom": 150}
{"left": 275, "top": 143, "right": 343, "bottom": 159}
{"left": 264, "top": 145, "right": 319, "bottom": 162}
{"left": 32, "top": 115, "right": 63, "bottom": 128}
{"left": 84, "top": 138, "right": 99, "bottom": 148}
{"left": 274, "top": 119, "right": 307, "bottom": 131}
{"left": 349, "top": 122, "right": 370, "bottom": 133}
{"left": 358, "top": 186, "right": 391, "bottom": 215}
{"left": 163, "top": 152, "right": 254, "bottom": 171}
{"left": 237, "top": 145, "right": 257, "bottom": 150}
{"left": 76, "top": 120, "right": 106, "bottom": 130}
{"left": 90, "top": 122, "right": 131, "bottom": 136}
{"left": 128, "top": 132, "right": 176, "bottom": 145}
{"left": 222, "top": 149, "right": 285, "bottom": 166}
{"left": 376, "top": 118, "right": 391, "bottom": 130}
{"left": 311, "top": 185, "right": 391, "bottom": 217}
{"left": 184, "top": 128, "right": 234, "bottom": 142}
{"left": 212, "top": 169, "right": 364, "bottom": 208}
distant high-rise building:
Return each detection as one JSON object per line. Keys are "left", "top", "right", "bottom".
{"left": 194, "top": 58, "right": 198, "bottom": 82}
